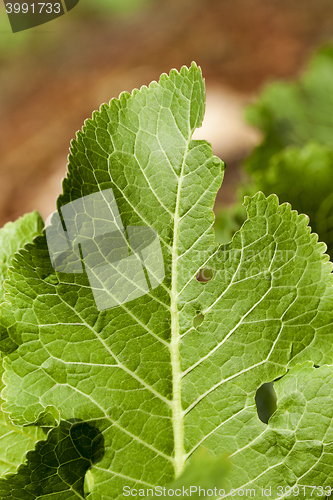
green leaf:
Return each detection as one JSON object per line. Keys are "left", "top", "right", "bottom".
{"left": 244, "top": 46, "right": 333, "bottom": 261}
{"left": 213, "top": 203, "right": 246, "bottom": 245}
{"left": 1, "top": 64, "right": 333, "bottom": 499}
{"left": 0, "top": 211, "right": 44, "bottom": 477}
{"left": 0, "top": 211, "right": 44, "bottom": 353}
{"left": 251, "top": 142, "right": 333, "bottom": 259}
{"left": 0, "top": 420, "right": 104, "bottom": 499}
{"left": 245, "top": 45, "right": 333, "bottom": 173}
{"left": 166, "top": 450, "right": 229, "bottom": 499}
{"left": 0, "top": 377, "right": 44, "bottom": 478}
{"left": 222, "top": 362, "right": 333, "bottom": 497}
{"left": 84, "top": 0, "right": 151, "bottom": 15}
{"left": 0, "top": 211, "right": 43, "bottom": 303}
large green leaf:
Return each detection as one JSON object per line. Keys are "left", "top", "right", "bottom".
{"left": 245, "top": 45, "right": 333, "bottom": 173}
{"left": 1, "top": 64, "right": 333, "bottom": 499}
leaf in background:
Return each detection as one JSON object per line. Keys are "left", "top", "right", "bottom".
{"left": 245, "top": 45, "right": 333, "bottom": 173}
{"left": 213, "top": 203, "right": 246, "bottom": 245}
{"left": 1, "top": 65, "right": 333, "bottom": 498}
{"left": 0, "top": 211, "right": 44, "bottom": 477}
{"left": 251, "top": 142, "right": 333, "bottom": 258}
{"left": 84, "top": 0, "right": 152, "bottom": 16}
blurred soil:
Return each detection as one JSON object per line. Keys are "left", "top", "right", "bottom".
{"left": 1, "top": 0, "right": 333, "bottom": 224}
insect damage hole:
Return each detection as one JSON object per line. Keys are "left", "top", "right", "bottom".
{"left": 196, "top": 267, "right": 214, "bottom": 283}
{"left": 193, "top": 313, "right": 205, "bottom": 328}
{"left": 255, "top": 382, "right": 277, "bottom": 424}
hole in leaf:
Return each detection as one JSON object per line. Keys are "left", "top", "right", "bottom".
{"left": 193, "top": 313, "right": 205, "bottom": 328}
{"left": 196, "top": 267, "right": 214, "bottom": 283}
{"left": 255, "top": 382, "right": 277, "bottom": 424}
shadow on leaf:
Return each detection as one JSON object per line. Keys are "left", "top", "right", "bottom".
{"left": 0, "top": 419, "right": 104, "bottom": 499}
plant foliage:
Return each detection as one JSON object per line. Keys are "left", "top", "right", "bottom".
{"left": 0, "top": 64, "right": 333, "bottom": 499}
{"left": 244, "top": 46, "right": 333, "bottom": 257}
{"left": 245, "top": 46, "right": 333, "bottom": 172}
{"left": 0, "top": 213, "right": 45, "bottom": 478}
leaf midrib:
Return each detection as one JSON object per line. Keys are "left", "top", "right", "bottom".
{"left": 170, "top": 142, "right": 189, "bottom": 478}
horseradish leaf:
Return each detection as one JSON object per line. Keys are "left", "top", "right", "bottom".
{"left": 0, "top": 212, "right": 44, "bottom": 477}
{"left": 1, "top": 64, "right": 333, "bottom": 499}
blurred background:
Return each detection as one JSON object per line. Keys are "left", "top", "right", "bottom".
{"left": 1, "top": 0, "right": 333, "bottom": 228}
